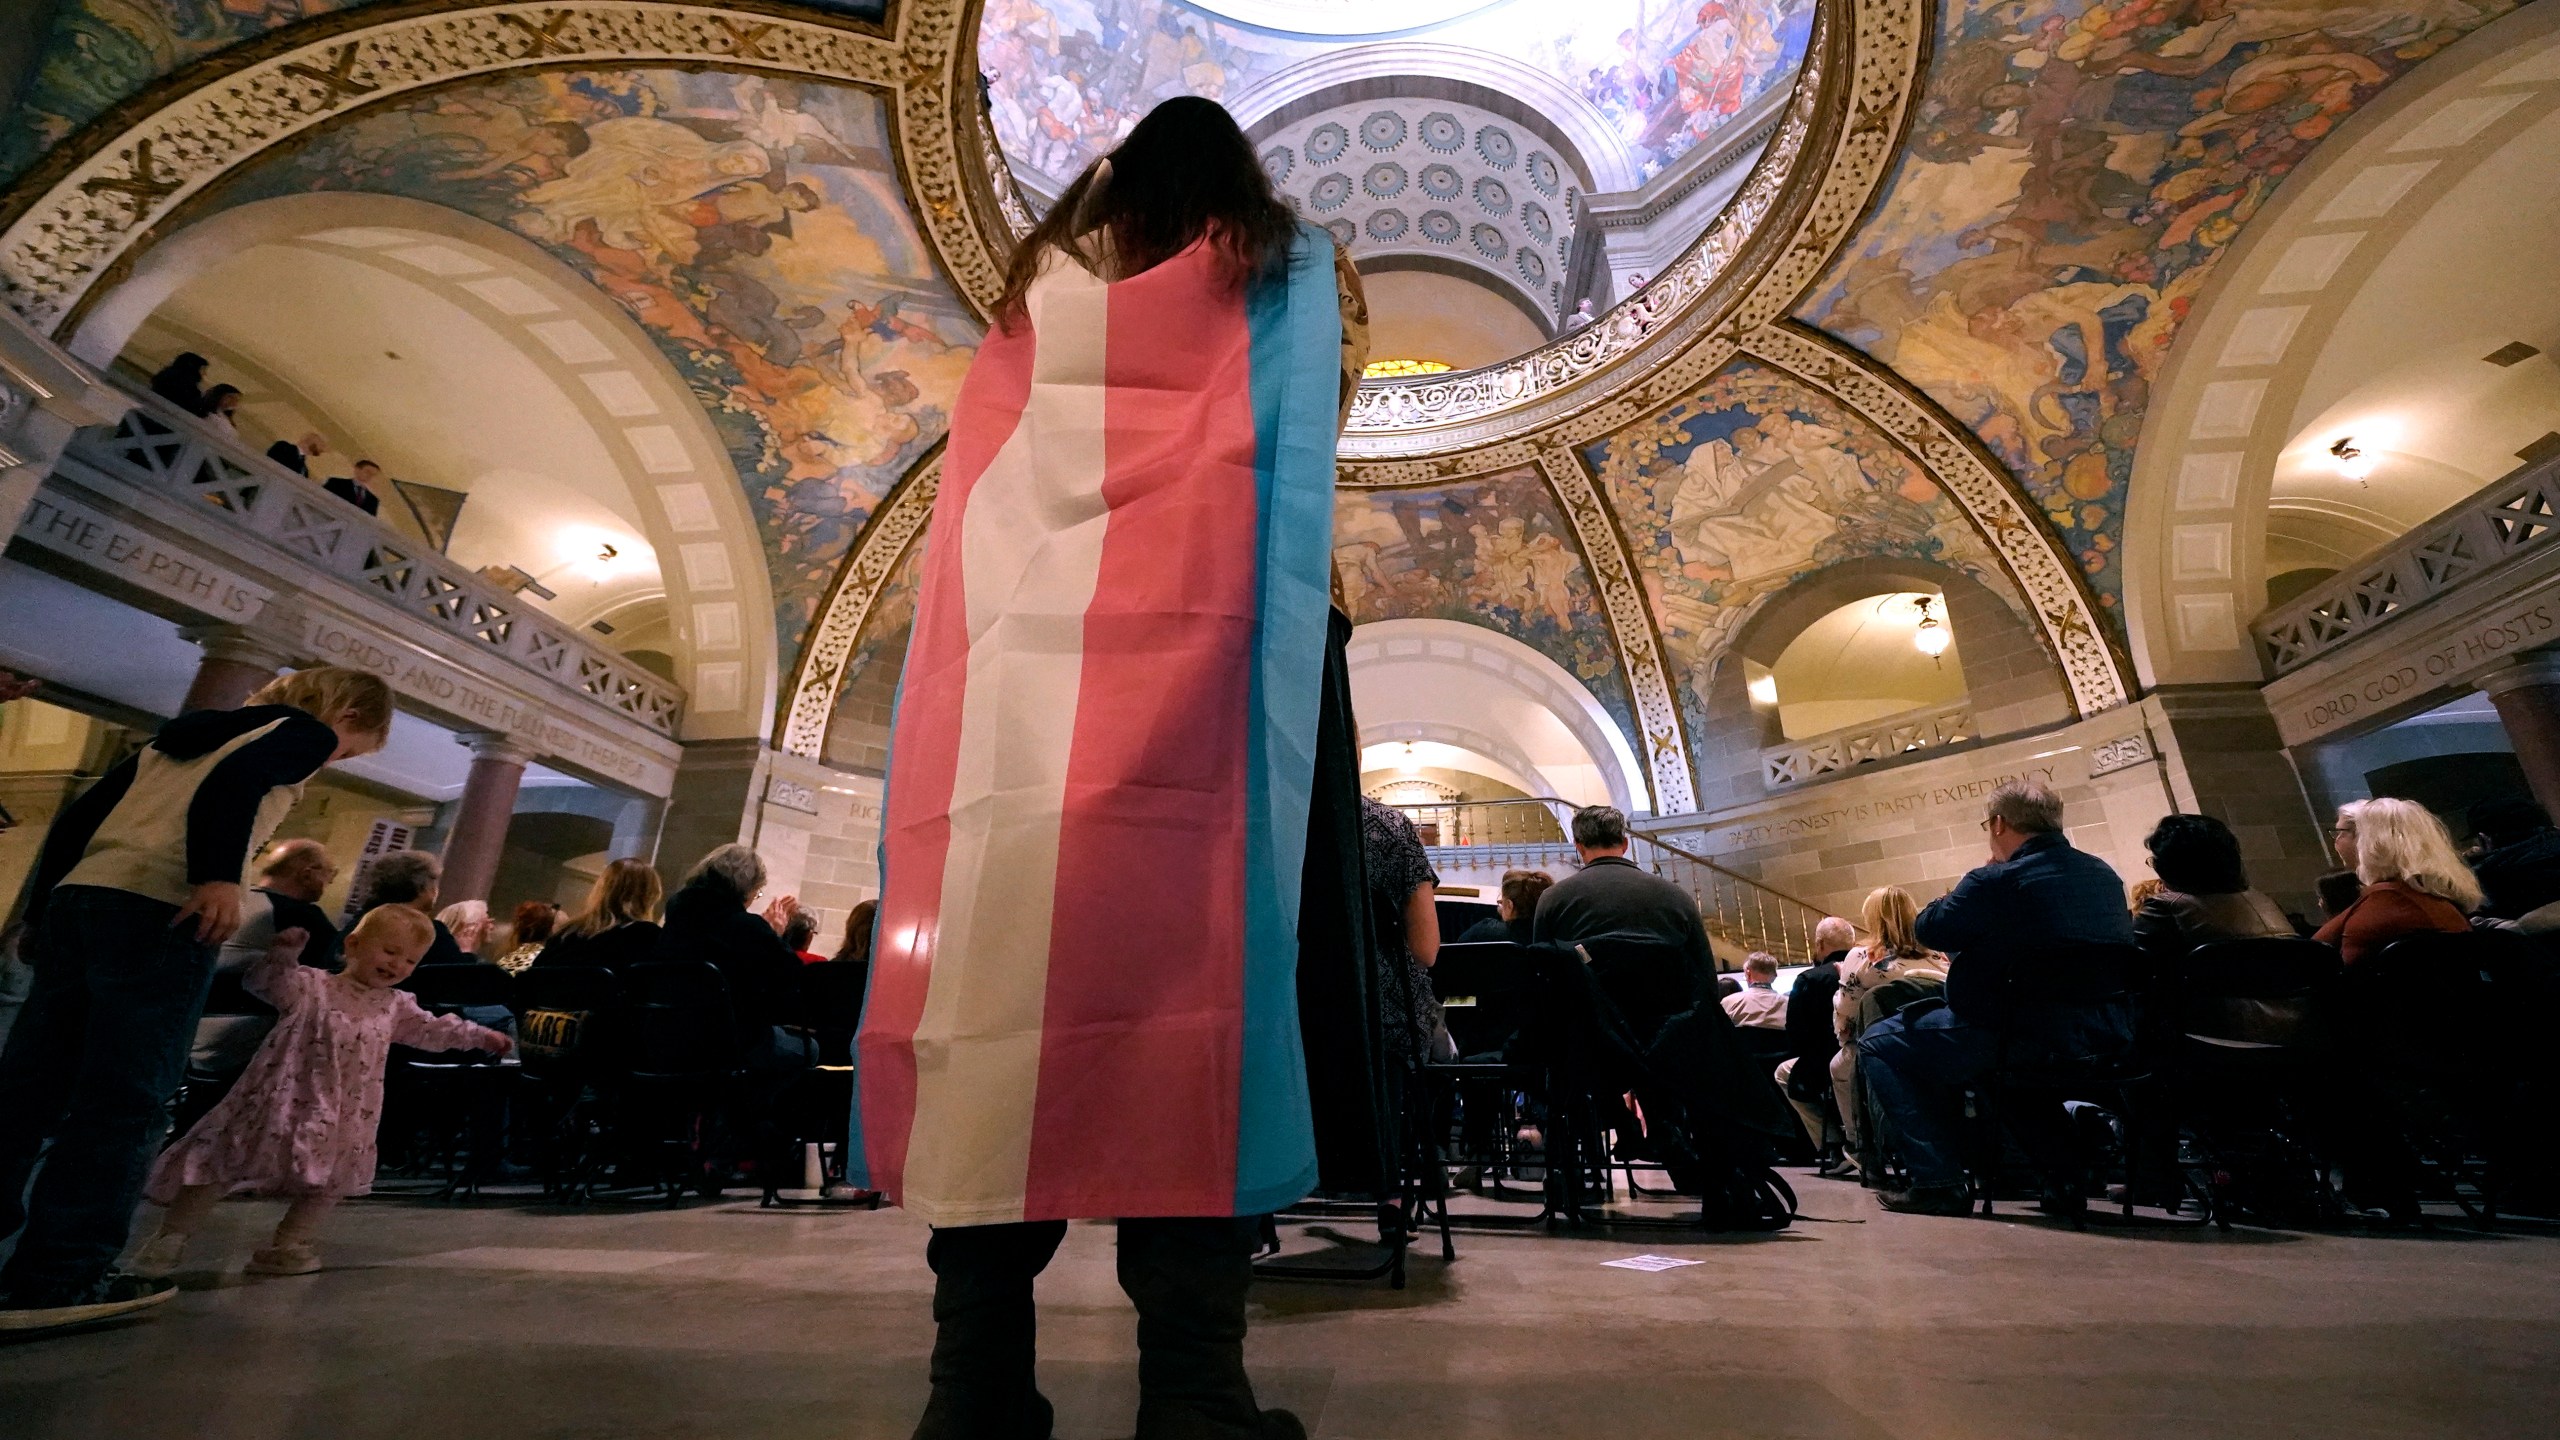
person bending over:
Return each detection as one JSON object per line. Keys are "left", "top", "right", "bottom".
{"left": 0, "top": 666, "right": 391, "bottom": 1332}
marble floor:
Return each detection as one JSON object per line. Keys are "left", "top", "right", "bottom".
{"left": 6, "top": 1176, "right": 2558, "bottom": 1439}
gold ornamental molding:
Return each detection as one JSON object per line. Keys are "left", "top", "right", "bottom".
{"left": 779, "top": 445, "right": 938, "bottom": 757}
{"left": 0, "top": 1, "right": 1010, "bottom": 332}
{"left": 1531, "top": 446, "right": 1694, "bottom": 815}
{"left": 1277, "top": 0, "right": 1928, "bottom": 459}
{"left": 1738, "top": 322, "right": 2133, "bottom": 718}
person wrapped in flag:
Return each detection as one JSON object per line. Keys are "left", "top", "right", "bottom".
{"left": 851, "top": 97, "right": 1368, "bottom": 1440}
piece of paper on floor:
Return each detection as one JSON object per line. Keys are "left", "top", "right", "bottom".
{"left": 1602, "top": 1254, "right": 1704, "bottom": 1272}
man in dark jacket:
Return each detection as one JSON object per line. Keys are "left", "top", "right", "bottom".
{"left": 2469, "top": 797, "right": 2560, "bottom": 920}
{"left": 0, "top": 669, "right": 388, "bottom": 1331}
{"left": 1533, "top": 805, "right": 1715, "bottom": 1004}
{"left": 1777, "top": 916, "right": 1854, "bottom": 1166}
{"left": 1858, "top": 780, "right": 2135, "bottom": 1215}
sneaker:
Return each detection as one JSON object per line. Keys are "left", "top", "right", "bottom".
{"left": 244, "top": 1244, "right": 322, "bottom": 1277}
{"left": 128, "top": 1232, "right": 189, "bottom": 1279}
{"left": 1876, "top": 1184, "right": 1973, "bottom": 1216}
{"left": 0, "top": 1273, "right": 178, "bottom": 1334}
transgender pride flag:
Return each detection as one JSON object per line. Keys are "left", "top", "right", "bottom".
{"left": 849, "top": 223, "right": 1342, "bottom": 1226}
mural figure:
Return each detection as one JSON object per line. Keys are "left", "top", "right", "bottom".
{"left": 1801, "top": 0, "right": 2518, "bottom": 614}
{"left": 979, "top": 0, "right": 1812, "bottom": 188}
{"left": 1330, "top": 468, "right": 1638, "bottom": 743}
{"left": 193, "top": 67, "right": 979, "bottom": 666}
{"left": 1588, "top": 359, "right": 2033, "bottom": 770}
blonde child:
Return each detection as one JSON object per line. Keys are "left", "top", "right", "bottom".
{"left": 135, "top": 906, "right": 509, "bottom": 1277}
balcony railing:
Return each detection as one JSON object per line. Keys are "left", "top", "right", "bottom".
{"left": 1762, "top": 703, "right": 1976, "bottom": 788}
{"left": 2255, "top": 453, "right": 2560, "bottom": 678}
{"left": 1390, "top": 796, "right": 1831, "bottom": 963}
{"left": 57, "top": 391, "right": 684, "bottom": 736}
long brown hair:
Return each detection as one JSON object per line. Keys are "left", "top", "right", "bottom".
{"left": 560, "top": 857, "right": 664, "bottom": 939}
{"left": 996, "top": 96, "right": 1298, "bottom": 328}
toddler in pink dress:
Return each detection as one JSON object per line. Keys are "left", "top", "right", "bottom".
{"left": 136, "top": 905, "right": 509, "bottom": 1276}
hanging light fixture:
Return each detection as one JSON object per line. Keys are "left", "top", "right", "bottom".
{"left": 2330, "top": 436, "right": 2374, "bottom": 481}
{"left": 1912, "top": 595, "right": 1950, "bottom": 658}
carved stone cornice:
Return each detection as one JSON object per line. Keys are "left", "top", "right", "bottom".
{"left": 0, "top": 2, "right": 1005, "bottom": 331}
{"left": 1738, "top": 322, "right": 2133, "bottom": 718}
{"left": 1530, "top": 446, "right": 1692, "bottom": 814}
{"left": 779, "top": 444, "right": 938, "bottom": 757}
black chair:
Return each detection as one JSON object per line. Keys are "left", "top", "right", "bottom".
{"left": 1418, "top": 943, "right": 1539, "bottom": 1209}
{"left": 2344, "top": 930, "right": 2536, "bottom": 1221}
{"left": 760, "top": 961, "right": 877, "bottom": 1208}
{"left": 511, "top": 966, "right": 627, "bottom": 1201}
{"left": 2165, "top": 936, "right": 2341, "bottom": 1228}
{"left": 385, "top": 963, "right": 516, "bottom": 1198}
{"left": 1952, "top": 943, "right": 2169, "bottom": 1225}
{"left": 604, "top": 959, "right": 739, "bottom": 1203}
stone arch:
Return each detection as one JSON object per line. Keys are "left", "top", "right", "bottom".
{"left": 1688, "top": 555, "right": 2072, "bottom": 806}
{"left": 2122, "top": 3, "right": 2560, "bottom": 688}
{"left": 1344, "top": 617, "right": 1646, "bottom": 813}
{"left": 66, "top": 191, "right": 779, "bottom": 740}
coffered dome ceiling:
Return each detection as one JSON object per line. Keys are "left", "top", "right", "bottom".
{"left": 1257, "top": 98, "right": 1584, "bottom": 329}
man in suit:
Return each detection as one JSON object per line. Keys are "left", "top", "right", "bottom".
{"left": 1774, "top": 916, "right": 1853, "bottom": 1169}
{"left": 264, "top": 431, "right": 327, "bottom": 477}
{"left": 1859, "top": 780, "right": 2134, "bottom": 1215}
{"left": 325, "top": 459, "right": 385, "bottom": 518}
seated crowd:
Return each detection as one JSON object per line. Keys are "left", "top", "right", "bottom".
{"left": 1413, "top": 784, "right": 2560, "bottom": 1226}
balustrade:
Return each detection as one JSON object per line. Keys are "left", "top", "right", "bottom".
{"left": 2255, "top": 453, "right": 2560, "bottom": 678}
{"left": 55, "top": 390, "right": 684, "bottom": 737}
{"left": 1761, "top": 703, "right": 1975, "bottom": 788}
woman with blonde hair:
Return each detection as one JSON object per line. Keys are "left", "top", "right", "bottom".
{"left": 1826, "top": 886, "right": 1949, "bottom": 1176}
{"left": 2314, "top": 798, "right": 2478, "bottom": 965}
{"left": 533, "top": 857, "right": 665, "bottom": 971}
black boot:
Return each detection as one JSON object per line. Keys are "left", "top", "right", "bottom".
{"left": 913, "top": 1220, "right": 1067, "bottom": 1440}
{"left": 1116, "top": 1217, "right": 1300, "bottom": 1440}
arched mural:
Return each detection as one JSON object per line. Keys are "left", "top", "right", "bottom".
{"left": 1331, "top": 467, "right": 1638, "bottom": 743}
{"left": 172, "top": 65, "right": 980, "bottom": 669}
{"left": 1582, "top": 356, "right": 2036, "bottom": 754}
{"left": 1801, "top": 0, "right": 2521, "bottom": 617}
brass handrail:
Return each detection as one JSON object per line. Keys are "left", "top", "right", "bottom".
{"left": 1387, "top": 796, "right": 1833, "bottom": 963}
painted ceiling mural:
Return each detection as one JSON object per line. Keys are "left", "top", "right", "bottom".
{"left": 1332, "top": 468, "right": 1639, "bottom": 742}
{"left": 981, "top": 0, "right": 1814, "bottom": 189}
{"left": 0, "top": 3, "right": 893, "bottom": 184}
{"left": 185, "top": 66, "right": 979, "bottom": 669}
{"left": 1583, "top": 357, "right": 2032, "bottom": 754}
{"left": 1799, "top": 0, "right": 2520, "bottom": 617}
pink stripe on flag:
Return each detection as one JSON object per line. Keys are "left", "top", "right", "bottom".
{"left": 859, "top": 321, "right": 1037, "bottom": 1206}
{"left": 1023, "top": 254, "right": 1262, "bottom": 1217}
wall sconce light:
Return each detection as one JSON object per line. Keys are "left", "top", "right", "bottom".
{"left": 1912, "top": 595, "right": 1950, "bottom": 658}
{"left": 2330, "top": 436, "right": 2374, "bottom": 481}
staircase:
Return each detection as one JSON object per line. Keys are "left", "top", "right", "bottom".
{"left": 1389, "top": 797, "right": 1830, "bottom": 965}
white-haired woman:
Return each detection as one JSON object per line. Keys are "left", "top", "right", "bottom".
{"left": 2313, "top": 798, "right": 2479, "bottom": 965}
{"left": 660, "top": 843, "right": 810, "bottom": 1186}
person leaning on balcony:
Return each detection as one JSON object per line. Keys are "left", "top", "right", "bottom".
{"left": 199, "top": 385, "right": 243, "bottom": 434}
{"left": 265, "top": 431, "right": 327, "bottom": 478}
{"left": 1531, "top": 804, "right": 1718, "bottom": 1004}
{"left": 149, "top": 352, "right": 208, "bottom": 413}
{"left": 0, "top": 665, "right": 392, "bottom": 1334}
{"left": 326, "top": 459, "right": 385, "bottom": 518}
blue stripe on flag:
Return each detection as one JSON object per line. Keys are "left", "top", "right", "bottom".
{"left": 1231, "top": 224, "right": 1338, "bottom": 1216}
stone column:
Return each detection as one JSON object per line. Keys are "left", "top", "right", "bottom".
{"left": 177, "top": 625, "right": 298, "bottom": 713}
{"left": 2477, "top": 652, "right": 2560, "bottom": 818}
{"left": 440, "top": 732, "right": 539, "bottom": 907}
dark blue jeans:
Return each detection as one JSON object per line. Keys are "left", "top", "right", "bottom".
{"left": 1857, "top": 1001, "right": 2133, "bottom": 1191}
{"left": 0, "top": 886, "right": 217, "bottom": 1300}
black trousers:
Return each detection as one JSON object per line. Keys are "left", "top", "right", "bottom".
{"left": 915, "top": 1215, "right": 1276, "bottom": 1440}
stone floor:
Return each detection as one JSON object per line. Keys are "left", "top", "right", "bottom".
{"left": 7, "top": 1175, "right": 2559, "bottom": 1439}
